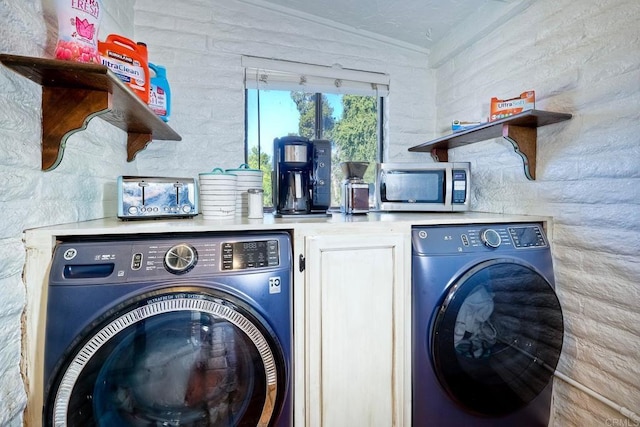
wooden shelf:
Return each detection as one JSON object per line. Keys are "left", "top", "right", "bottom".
{"left": 0, "top": 53, "right": 181, "bottom": 171}
{"left": 408, "top": 109, "right": 572, "bottom": 180}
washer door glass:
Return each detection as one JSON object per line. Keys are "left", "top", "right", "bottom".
{"left": 431, "top": 259, "right": 564, "bottom": 417}
{"left": 47, "top": 289, "right": 284, "bottom": 427}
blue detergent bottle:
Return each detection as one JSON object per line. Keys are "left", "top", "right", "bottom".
{"left": 148, "top": 63, "right": 171, "bottom": 122}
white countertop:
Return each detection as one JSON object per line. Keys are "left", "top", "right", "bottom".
{"left": 24, "top": 211, "right": 550, "bottom": 240}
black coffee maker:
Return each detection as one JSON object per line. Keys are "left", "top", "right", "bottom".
{"left": 273, "top": 136, "right": 331, "bottom": 216}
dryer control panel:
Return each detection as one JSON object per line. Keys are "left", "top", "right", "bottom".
{"left": 412, "top": 223, "right": 548, "bottom": 255}
{"left": 507, "top": 225, "right": 547, "bottom": 248}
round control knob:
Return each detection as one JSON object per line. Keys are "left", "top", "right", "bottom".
{"left": 481, "top": 229, "right": 502, "bottom": 248}
{"left": 164, "top": 243, "right": 198, "bottom": 274}
{"left": 182, "top": 205, "right": 192, "bottom": 213}
{"left": 128, "top": 206, "right": 138, "bottom": 214}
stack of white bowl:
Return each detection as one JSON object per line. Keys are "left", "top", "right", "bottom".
{"left": 226, "top": 164, "right": 263, "bottom": 217}
{"left": 198, "top": 168, "right": 237, "bottom": 219}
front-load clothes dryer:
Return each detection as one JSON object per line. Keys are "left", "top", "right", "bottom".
{"left": 44, "top": 232, "right": 292, "bottom": 427}
{"left": 412, "top": 223, "right": 564, "bottom": 426}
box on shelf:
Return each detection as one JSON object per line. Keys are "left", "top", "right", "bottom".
{"left": 452, "top": 120, "right": 483, "bottom": 132}
{"left": 490, "top": 90, "right": 535, "bottom": 121}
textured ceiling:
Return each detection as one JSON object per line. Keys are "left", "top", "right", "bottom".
{"left": 250, "top": 0, "right": 518, "bottom": 50}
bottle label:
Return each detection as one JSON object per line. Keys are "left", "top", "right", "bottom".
{"left": 149, "top": 83, "right": 167, "bottom": 116}
{"left": 54, "top": 0, "right": 102, "bottom": 63}
{"left": 101, "top": 52, "right": 147, "bottom": 88}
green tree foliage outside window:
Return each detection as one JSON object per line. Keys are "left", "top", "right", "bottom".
{"left": 333, "top": 95, "right": 378, "bottom": 185}
{"left": 247, "top": 145, "right": 273, "bottom": 206}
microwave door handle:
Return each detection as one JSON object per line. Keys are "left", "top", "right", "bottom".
{"left": 444, "top": 167, "right": 453, "bottom": 209}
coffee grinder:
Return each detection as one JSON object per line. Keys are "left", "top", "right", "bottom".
{"left": 273, "top": 136, "right": 331, "bottom": 217}
{"left": 340, "top": 161, "right": 370, "bottom": 214}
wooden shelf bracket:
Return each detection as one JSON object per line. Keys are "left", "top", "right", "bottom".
{"left": 430, "top": 148, "right": 449, "bottom": 162}
{"left": 127, "top": 133, "right": 153, "bottom": 162}
{"left": 42, "top": 86, "right": 112, "bottom": 171}
{"left": 502, "top": 124, "right": 537, "bottom": 181}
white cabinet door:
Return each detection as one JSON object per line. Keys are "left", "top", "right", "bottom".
{"left": 304, "top": 232, "right": 408, "bottom": 427}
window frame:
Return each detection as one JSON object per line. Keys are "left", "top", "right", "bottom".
{"left": 244, "top": 88, "right": 385, "bottom": 208}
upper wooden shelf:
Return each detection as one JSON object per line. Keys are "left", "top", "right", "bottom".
{"left": 0, "top": 53, "right": 181, "bottom": 171}
{"left": 408, "top": 109, "right": 572, "bottom": 180}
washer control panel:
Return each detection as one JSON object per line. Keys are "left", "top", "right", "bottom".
{"left": 53, "top": 234, "right": 290, "bottom": 284}
{"left": 129, "top": 239, "right": 280, "bottom": 276}
{"left": 221, "top": 240, "right": 280, "bottom": 270}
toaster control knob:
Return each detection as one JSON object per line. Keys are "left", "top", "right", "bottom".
{"left": 481, "top": 229, "right": 501, "bottom": 248}
{"left": 128, "top": 206, "right": 138, "bottom": 215}
{"left": 164, "top": 243, "right": 198, "bottom": 274}
{"left": 182, "top": 205, "right": 192, "bottom": 213}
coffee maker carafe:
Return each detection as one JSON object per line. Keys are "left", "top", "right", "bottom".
{"left": 273, "top": 136, "right": 331, "bottom": 216}
{"left": 274, "top": 137, "right": 311, "bottom": 215}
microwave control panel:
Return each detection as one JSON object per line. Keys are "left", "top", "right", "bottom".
{"left": 452, "top": 170, "right": 467, "bottom": 204}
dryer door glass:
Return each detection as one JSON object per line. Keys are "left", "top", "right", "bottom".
{"left": 431, "top": 259, "right": 563, "bottom": 417}
{"left": 46, "top": 290, "right": 285, "bottom": 427}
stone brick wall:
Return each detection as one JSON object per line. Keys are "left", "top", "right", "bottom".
{"left": 131, "top": 0, "right": 433, "bottom": 174}
{"left": 1, "top": 0, "right": 637, "bottom": 425}
{"left": 433, "top": 0, "right": 640, "bottom": 425}
{"left": 0, "top": 0, "right": 135, "bottom": 424}
{"left": 0, "top": 0, "right": 431, "bottom": 424}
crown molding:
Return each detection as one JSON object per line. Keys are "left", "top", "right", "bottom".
{"left": 234, "top": 0, "right": 430, "bottom": 55}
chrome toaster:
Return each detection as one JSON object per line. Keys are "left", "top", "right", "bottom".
{"left": 117, "top": 176, "right": 199, "bottom": 219}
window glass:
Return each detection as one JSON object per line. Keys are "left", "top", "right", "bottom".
{"left": 246, "top": 89, "right": 382, "bottom": 207}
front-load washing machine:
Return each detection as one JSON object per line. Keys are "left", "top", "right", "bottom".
{"left": 44, "top": 232, "right": 292, "bottom": 426}
{"left": 412, "top": 223, "right": 564, "bottom": 426}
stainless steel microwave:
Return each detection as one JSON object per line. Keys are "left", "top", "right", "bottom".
{"left": 374, "top": 162, "right": 470, "bottom": 212}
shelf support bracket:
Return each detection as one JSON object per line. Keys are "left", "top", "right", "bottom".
{"left": 430, "top": 148, "right": 449, "bottom": 162}
{"left": 127, "top": 133, "right": 153, "bottom": 162}
{"left": 502, "top": 124, "right": 537, "bottom": 180}
{"left": 42, "top": 87, "right": 112, "bottom": 171}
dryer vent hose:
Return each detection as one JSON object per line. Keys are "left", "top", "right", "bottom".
{"left": 553, "top": 369, "right": 640, "bottom": 424}
{"left": 504, "top": 338, "right": 639, "bottom": 423}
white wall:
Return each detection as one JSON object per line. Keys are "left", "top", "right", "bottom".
{"left": 0, "top": 0, "right": 432, "bottom": 424}
{"left": 433, "top": 0, "right": 640, "bottom": 425}
{"left": 0, "top": 0, "right": 136, "bottom": 424}
{"left": 131, "top": 0, "right": 433, "bottom": 175}
{"left": 2, "top": 0, "right": 637, "bottom": 425}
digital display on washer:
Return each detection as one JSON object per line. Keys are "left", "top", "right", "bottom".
{"left": 221, "top": 240, "right": 279, "bottom": 270}
{"left": 508, "top": 226, "right": 547, "bottom": 248}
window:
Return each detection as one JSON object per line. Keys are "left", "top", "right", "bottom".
{"left": 243, "top": 56, "right": 388, "bottom": 207}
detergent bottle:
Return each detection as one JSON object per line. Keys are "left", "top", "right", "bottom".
{"left": 54, "top": 0, "right": 102, "bottom": 63}
{"left": 148, "top": 63, "right": 172, "bottom": 122}
{"left": 98, "top": 34, "right": 150, "bottom": 103}
{"left": 136, "top": 42, "right": 148, "bottom": 62}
